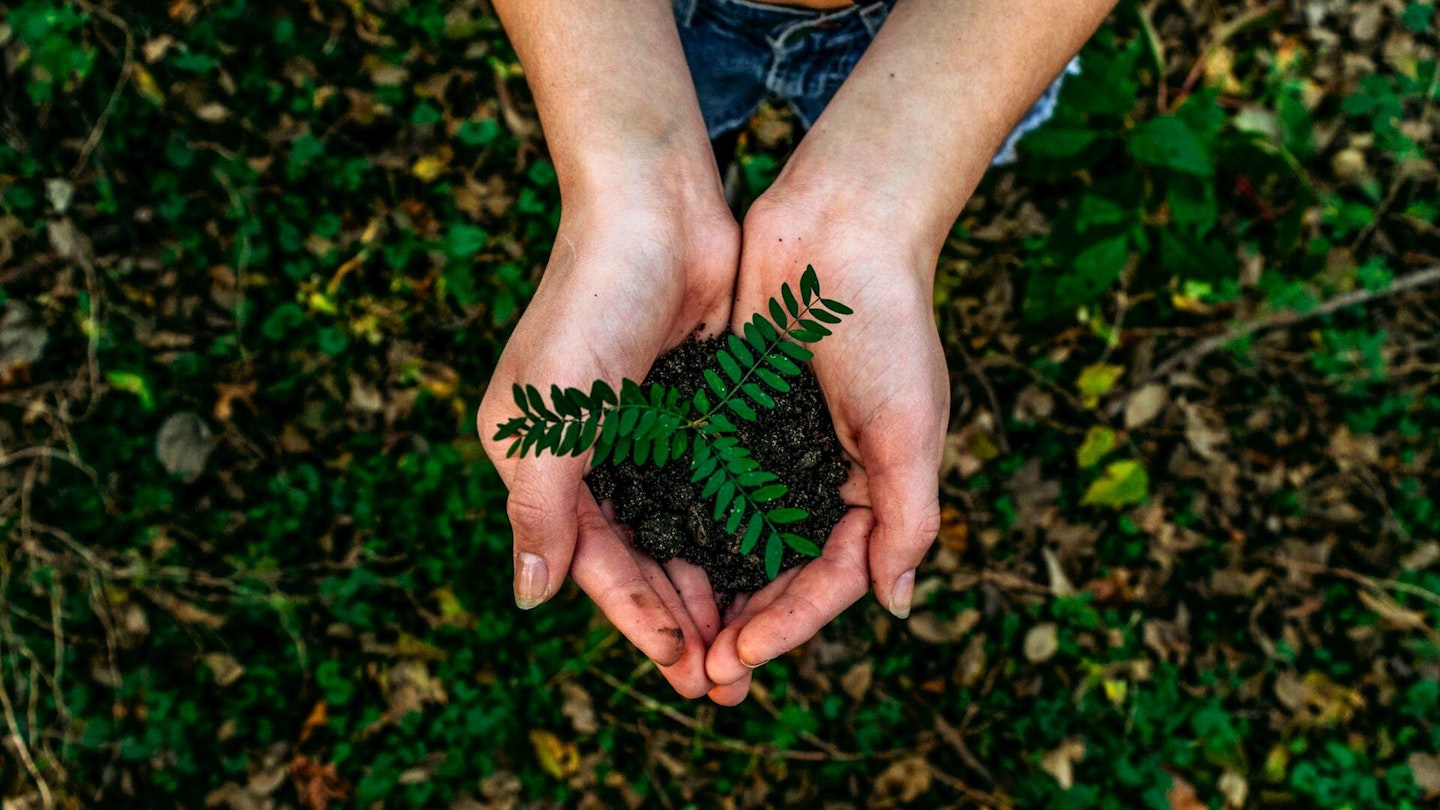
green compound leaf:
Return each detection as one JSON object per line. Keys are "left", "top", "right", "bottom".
{"left": 591, "top": 379, "right": 616, "bottom": 407}
{"left": 728, "top": 398, "right": 757, "bottom": 422}
{"left": 782, "top": 283, "right": 800, "bottom": 317}
{"left": 751, "top": 484, "right": 787, "bottom": 503}
{"left": 741, "top": 516, "right": 764, "bottom": 554}
{"left": 691, "top": 454, "right": 718, "bottom": 483}
{"left": 799, "top": 319, "right": 832, "bottom": 337}
{"left": 577, "top": 414, "right": 599, "bottom": 455}
{"left": 743, "top": 320, "right": 766, "bottom": 354}
{"left": 782, "top": 533, "right": 822, "bottom": 557}
{"left": 526, "top": 385, "right": 554, "bottom": 420}
{"left": 551, "top": 384, "right": 579, "bottom": 417}
{"left": 557, "top": 422, "right": 581, "bottom": 455}
{"left": 800, "top": 265, "right": 819, "bottom": 302}
{"left": 769, "top": 298, "right": 788, "bottom": 329}
{"left": 619, "top": 405, "right": 639, "bottom": 435}
{"left": 724, "top": 505, "right": 744, "bottom": 534}
{"left": 765, "top": 533, "right": 784, "bottom": 579}
{"left": 714, "top": 481, "right": 736, "bottom": 521}
{"left": 755, "top": 368, "right": 791, "bottom": 393}
{"left": 776, "top": 341, "right": 813, "bottom": 362}
{"left": 726, "top": 333, "right": 753, "bottom": 366}
{"left": 717, "top": 350, "right": 742, "bottom": 383}
{"left": 753, "top": 313, "right": 779, "bottom": 342}
{"left": 700, "top": 469, "right": 724, "bottom": 499}
{"left": 704, "top": 368, "right": 728, "bottom": 400}
{"left": 767, "top": 353, "right": 802, "bottom": 376}
{"left": 742, "top": 382, "right": 775, "bottom": 409}
{"left": 767, "top": 507, "right": 808, "bottom": 525}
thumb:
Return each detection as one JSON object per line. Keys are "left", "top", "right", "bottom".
{"left": 862, "top": 414, "right": 943, "bottom": 620}
{"left": 505, "top": 455, "right": 585, "bottom": 609}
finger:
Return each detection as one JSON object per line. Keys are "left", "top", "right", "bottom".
{"left": 862, "top": 419, "right": 943, "bottom": 620}
{"left": 732, "top": 508, "right": 873, "bottom": 668}
{"left": 707, "top": 675, "right": 751, "bottom": 706}
{"left": 639, "top": 556, "right": 714, "bottom": 699}
{"left": 570, "top": 496, "right": 689, "bottom": 669}
{"left": 665, "top": 558, "right": 721, "bottom": 646}
{"left": 722, "top": 592, "right": 751, "bottom": 626}
{"left": 706, "top": 565, "right": 806, "bottom": 687}
{"left": 506, "top": 459, "right": 587, "bottom": 609}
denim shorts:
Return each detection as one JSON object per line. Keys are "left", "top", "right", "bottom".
{"left": 672, "top": 0, "right": 1080, "bottom": 165}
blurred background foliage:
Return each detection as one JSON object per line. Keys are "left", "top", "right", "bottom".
{"left": 1, "top": 0, "right": 1438, "bottom": 807}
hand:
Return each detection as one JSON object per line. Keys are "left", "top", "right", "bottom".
{"left": 478, "top": 183, "right": 737, "bottom": 699}
{"left": 704, "top": 182, "right": 949, "bottom": 705}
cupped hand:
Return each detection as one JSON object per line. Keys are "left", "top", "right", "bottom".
{"left": 704, "top": 186, "right": 949, "bottom": 705}
{"left": 478, "top": 188, "right": 738, "bottom": 699}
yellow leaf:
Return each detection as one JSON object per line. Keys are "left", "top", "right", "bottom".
{"left": 529, "top": 729, "right": 580, "bottom": 779}
{"left": 307, "top": 291, "right": 338, "bottom": 315}
{"left": 1103, "top": 678, "right": 1128, "bottom": 705}
{"left": 1077, "top": 425, "right": 1116, "bottom": 469}
{"left": 1076, "top": 363, "right": 1124, "bottom": 409}
{"left": 131, "top": 64, "right": 166, "bottom": 106}
{"left": 1082, "top": 460, "right": 1149, "bottom": 508}
{"left": 411, "top": 153, "right": 449, "bottom": 183}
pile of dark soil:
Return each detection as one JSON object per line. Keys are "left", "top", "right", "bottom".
{"left": 586, "top": 337, "right": 848, "bottom": 594}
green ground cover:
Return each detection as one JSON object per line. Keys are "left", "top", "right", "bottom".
{"left": 1, "top": 0, "right": 1438, "bottom": 807}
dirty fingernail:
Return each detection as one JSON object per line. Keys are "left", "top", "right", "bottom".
{"left": 515, "top": 552, "right": 549, "bottom": 610}
{"left": 740, "top": 656, "right": 770, "bottom": 670}
{"left": 889, "top": 569, "right": 916, "bottom": 620}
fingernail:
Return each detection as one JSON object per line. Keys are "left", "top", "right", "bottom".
{"left": 889, "top": 569, "right": 916, "bottom": 620}
{"left": 515, "top": 552, "right": 549, "bottom": 610}
{"left": 740, "top": 656, "right": 771, "bottom": 670}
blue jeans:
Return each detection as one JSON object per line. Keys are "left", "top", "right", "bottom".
{"left": 672, "top": 0, "right": 1079, "bottom": 165}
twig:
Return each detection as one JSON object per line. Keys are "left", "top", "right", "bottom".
{"left": 929, "top": 768, "right": 1011, "bottom": 810}
{"left": 71, "top": 1, "right": 135, "bottom": 179}
{"left": 953, "top": 341, "right": 1009, "bottom": 453}
{"left": 935, "top": 712, "right": 994, "bottom": 784}
{"left": 1109, "top": 266, "right": 1440, "bottom": 417}
{"left": 0, "top": 621, "right": 55, "bottom": 809}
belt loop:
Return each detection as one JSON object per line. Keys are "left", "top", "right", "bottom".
{"left": 859, "top": 0, "right": 890, "bottom": 36}
{"left": 672, "top": 0, "right": 698, "bottom": 28}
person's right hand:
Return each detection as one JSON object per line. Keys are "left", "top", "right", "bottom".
{"left": 478, "top": 181, "right": 738, "bottom": 699}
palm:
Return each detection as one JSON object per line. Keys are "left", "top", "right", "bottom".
{"left": 704, "top": 209, "right": 948, "bottom": 705}
{"left": 479, "top": 207, "right": 737, "bottom": 698}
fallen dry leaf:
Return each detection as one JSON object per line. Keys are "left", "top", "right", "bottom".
{"left": 1041, "top": 738, "right": 1086, "bottom": 789}
{"left": 288, "top": 755, "right": 351, "bottom": 810}
{"left": 1024, "top": 622, "right": 1060, "bottom": 663}
{"left": 529, "top": 729, "right": 580, "bottom": 780}
{"left": 1166, "top": 772, "right": 1206, "bottom": 810}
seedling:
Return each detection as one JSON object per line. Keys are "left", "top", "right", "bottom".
{"left": 494, "top": 266, "right": 850, "bottom": 579}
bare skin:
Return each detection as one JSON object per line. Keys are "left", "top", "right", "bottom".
{"left": 480, "top": 0, "right": 1117, "bottom": 704}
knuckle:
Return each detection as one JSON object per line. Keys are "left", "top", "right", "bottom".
{"left": 505, "top": 492, "right": 554, "bottom": 538}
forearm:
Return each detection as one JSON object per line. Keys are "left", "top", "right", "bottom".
{"left": 492, "top": 0, "right": 719, "bottom": 201}
{"left": 775, "top": 0, "right": 1116, "bottom": 259}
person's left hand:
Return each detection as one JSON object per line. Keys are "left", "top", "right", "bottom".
{"left": 702, "top": 177, "right": 950, "bottom": 705}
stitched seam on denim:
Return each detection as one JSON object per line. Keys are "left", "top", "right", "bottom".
{"left": 858, "top": 1, "right": 888, "bottom": 35}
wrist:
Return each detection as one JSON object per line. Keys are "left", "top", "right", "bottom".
{"left": 755, "top": 163, "right": 945, "bottom": 290}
